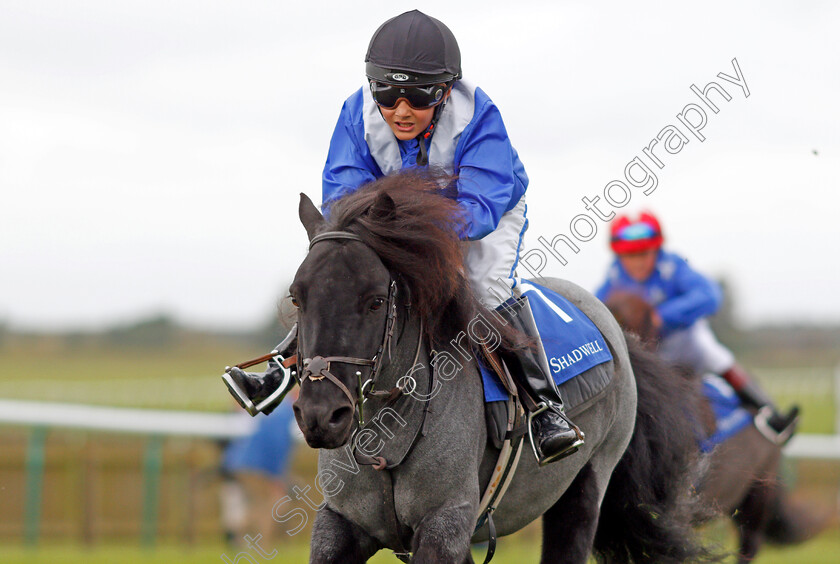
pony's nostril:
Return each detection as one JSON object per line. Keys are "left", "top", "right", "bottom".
{"left": 329, "top": 405, "right": 353, "bottom": 427}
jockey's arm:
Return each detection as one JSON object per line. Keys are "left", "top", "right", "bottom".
{"left": 322, "top": 89, "right": 380, "bottom": 210}
{"left": 594, "top": 273, "right": 614, "bottom": 303}
{"left": 451, "top": 91, "right": 527, "bottom": 241}
{"left": 656, "top": 259, "right": 722, "bottom": 332}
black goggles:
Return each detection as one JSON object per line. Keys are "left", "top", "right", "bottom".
{"left": 369, "top": 81, "right": 450, "bottom": 110}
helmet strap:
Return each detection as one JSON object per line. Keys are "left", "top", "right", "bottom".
{"left": 415, "top": 94, "right": 449, "bottom": 166}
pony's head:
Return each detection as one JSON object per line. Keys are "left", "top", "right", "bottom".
{"left": 604, "top": 291, "right": 659, "bottom": 346}
{"left": 290, "top": 172, "right": 480, "bottom": 448}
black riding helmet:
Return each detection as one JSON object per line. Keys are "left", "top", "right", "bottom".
{"left": 365, "top": 10, "right": 462, "bottom": 86}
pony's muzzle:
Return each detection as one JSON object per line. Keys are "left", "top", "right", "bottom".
{"left": 293, "top": 390, "right": 356, "bottom": 449}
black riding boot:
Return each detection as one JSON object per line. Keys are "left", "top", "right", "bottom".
{"left": 497, "top": 297, "right": 584, "bottom": 465}
{"left": 222, "top": 325, "right": 298, "bottom": 416}
{"left": 722, "top": 365, "right": 799, "bottom": 445}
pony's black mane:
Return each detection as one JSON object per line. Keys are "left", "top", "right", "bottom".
{"left": 326, "top": 171, "right": 524, "bottom": 352}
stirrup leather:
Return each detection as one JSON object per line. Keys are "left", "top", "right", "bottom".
{"left": 527, "top": 402, "right": 585, "bottom": 466}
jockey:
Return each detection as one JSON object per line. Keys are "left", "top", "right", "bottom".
{"left": 321, "top": 9, "right": 581, "bottom": 463}
{"left": 596, "top": 212, "right": 799, "bottom": 445}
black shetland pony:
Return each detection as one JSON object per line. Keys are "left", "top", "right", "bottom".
{"left": 288, "top": 172, "right": 715, "bottom": 563}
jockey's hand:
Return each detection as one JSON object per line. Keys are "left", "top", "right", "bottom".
{"left": 651, "top": 310, "right": 664, "bottom": 334}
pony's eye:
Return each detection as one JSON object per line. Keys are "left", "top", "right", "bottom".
{"left": 369, "top": 297, "right": 385, "bottom": 312}
{"left": 290, "top": 296, "right": 300, "bottom": 308}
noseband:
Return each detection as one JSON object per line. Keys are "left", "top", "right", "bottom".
{"left": 296, "top": 231, "right": 402, "bottom": 426}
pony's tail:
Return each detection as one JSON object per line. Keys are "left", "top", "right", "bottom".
{"left": 762, "top": 490, "right": 832, "bottom": 545}
{"left": 593, "top": 332, "right": 720, "bottom": 563}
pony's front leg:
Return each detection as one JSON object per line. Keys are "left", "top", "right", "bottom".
{"left": 410, "top": 502, "right": 475, "bottom": 564}
{"left": 309, "top": 506, "right": 379, "bottom": 564}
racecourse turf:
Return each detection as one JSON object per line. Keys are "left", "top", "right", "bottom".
{"left": 0, "top": 339, "right": 837, "bottom": 561}
{"left": 0, "top": 528, "right": 839, "bottom": 564}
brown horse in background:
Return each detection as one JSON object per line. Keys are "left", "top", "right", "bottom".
{"left": 604, "top": 291, "right": 828, "bottom": 563}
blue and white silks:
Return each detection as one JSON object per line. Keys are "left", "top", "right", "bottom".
{"left": 596, "top": 249, "right": 734, "bottom": 376}
{"left": 322, "top": 81, "right": 529, "bottom": 308}
{"left": 596, "top": 249, "right": 722, "bottom": 337}
{"left": 481, "top": 280, "right": 613, "bottom": 402}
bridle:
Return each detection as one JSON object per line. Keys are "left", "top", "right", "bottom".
{"left": 293, "top": 230, "right": 444, "bottom": 562}
{"left": 295, "top": 230, "right": 410, "bottom": 428}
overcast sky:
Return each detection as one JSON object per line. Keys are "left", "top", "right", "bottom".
{"left": 1, "top": 0, "right": 838, "bottom": 331}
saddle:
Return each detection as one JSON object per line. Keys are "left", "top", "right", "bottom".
{"left": 698, "top": 374, "right": 753, "bottom": 452}
{"left": 480, "top": 344, "right": 614, "bottom": 450}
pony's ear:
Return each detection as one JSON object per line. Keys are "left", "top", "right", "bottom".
{"left": 299, "top": 193, "right": 327, "bottom": 241}
{"left": 366, "top": 191, "right": 397, "bottom": 221}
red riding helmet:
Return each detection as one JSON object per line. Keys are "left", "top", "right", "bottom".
{"left": 609, "top": 212, "right": 664, "bottom": 254}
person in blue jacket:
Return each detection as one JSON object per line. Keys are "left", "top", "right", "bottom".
{"left": 221, "top": 400, "right": 297, "bottom": 545}
{"left": 321, "top": 9, "right": 580, "bottom": 464}
{"left": 596, "top": 212, "right": 799, "bottom": 444}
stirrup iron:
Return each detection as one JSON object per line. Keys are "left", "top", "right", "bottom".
{"left": 753, "top": 405, "right": 797, "bottom": 446}
{"left": 222, "top": 364, "right": 295, "bottom": 416}
{"left": 527, "top": 402, "right": 585, "bottom": 466}
{"left": 222, "top": 325, "right": 298, "bottom": 416}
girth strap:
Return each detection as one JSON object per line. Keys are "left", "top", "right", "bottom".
{"left": 381, "top": 468, "right": 412, "bottom": 562}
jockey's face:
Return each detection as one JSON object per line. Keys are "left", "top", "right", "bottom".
{"left": 379, "top": 99, "right": 437, "bottom": 141}
{"left": 618, "top": 248, "right": 658, "bottom": 282}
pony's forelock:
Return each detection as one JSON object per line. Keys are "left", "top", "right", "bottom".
{"left": 325, "top": 171, "right": 523, "bottom": 350}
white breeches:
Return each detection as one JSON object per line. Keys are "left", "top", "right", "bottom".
{"left": 658, "top": 318, "right": 735, "bottom": 375}
{"left": 463, "top": 195, "right": 527, "bottom": 309}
